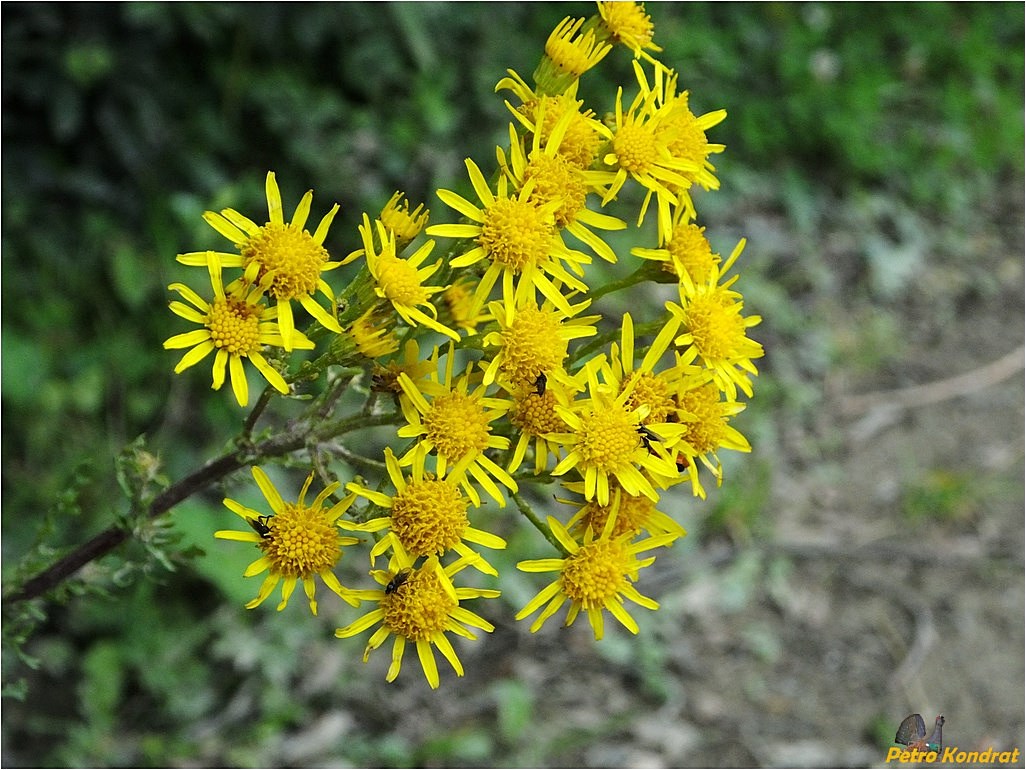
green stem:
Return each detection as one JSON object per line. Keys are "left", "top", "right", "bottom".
{"left": 512, "top": 492, "right": 570, "bottom": 557}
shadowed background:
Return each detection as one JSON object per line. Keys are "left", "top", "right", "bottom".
{"left": 2, "top": 3, "right": 1023, "bottom": 767}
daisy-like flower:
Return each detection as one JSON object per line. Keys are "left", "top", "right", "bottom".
{"left": 549, "top": 359, "right": 681, "bottom": 506}
{"left": 507, "top": 374, "right": 576, "bottom": 475}
{"left": 346, "top": 448, "right": 507, "bottom": 573}
{"left": 561, "top": 480, "right": 686, "bottom": 540}
{"left": 498, "top": 117, "right": 624, "bottom": 264}
{"left": 164, "top": 257, "right": 313, "bottom": 406}
{"left": 480, "top": 293, "right": 598, "bottom": 391}
{"left": 427, "top": 158, "right": 591, "bottom": 318}
{"left": 356, "top": 214, "right": 460, "bottom": 342}
{"left": 379, "top": 190, "right": 429, "bottom": 244}
{"left": 214, "top": 467, "right": 362, "bottom": 615}
{"left": 634, "top": 62, "right": 728, "bottom": 240}
{"left": 596, "top": 1, "right": 663, "bottom": 65}
{"left": 535, "top": 16, "right": 612, "bottom": 94}
{"left": 441, "top": 278, "right": 491, "bottom": 334}
{"left": 496, "top": 69, "right": 606, "bottom": 170}
{"left": 515, "top": 513, "right": 678, "bottom": 639}
{"left": 597, "top": 79, "right": 701, "bottom": 233}
{"left": 334, "top": 544, "right": 500, "bottom": 689}
{"left": 347, "top": 305, "right": 400, "bottom": 360}
{"left": 395, "top": 345, "right": 517, "bottom": 507}
{"left": 599, "top": 311, "right": 688, "bottom": 429}
{"left": 666, "top": 378, "right": 752, "bottom": 499}
{"left": 178, "top": 171, "right": 343, "bottom": 351}
{"left": 666, "top": 239, "right": 764, "bottom": 400}
{"left": 370, "top": 339, "right": 437, "bottom": 398}
{"left": 631, "top": 214, "right": 721, "bottom": 286}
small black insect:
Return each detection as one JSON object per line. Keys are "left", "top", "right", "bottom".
{"left": 247, "top": 515, "right": 273, "bottom": 538}
{"left": 384, "top": 568, "right": 413, "bottom": 595}
{"left": 533, "top": 372, "right": 547, "bottom": 395}
{"left": 637, "top": 425, "right": 661, "bottom": 452}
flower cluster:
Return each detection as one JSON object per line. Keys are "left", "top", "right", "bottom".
{"left": 167, "top": 2, "right": 763, "bottom": 689}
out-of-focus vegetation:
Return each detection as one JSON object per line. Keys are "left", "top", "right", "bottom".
{"left": 2, "top": 3, "right": 1022, "bottom": 766}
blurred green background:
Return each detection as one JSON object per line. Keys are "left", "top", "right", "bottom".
{"left": 3, "top": 3, "right": 1023, "bottom": 767}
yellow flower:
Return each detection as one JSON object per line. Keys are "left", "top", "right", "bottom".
{"left": 348, "top": 305, "right": 400, "bottom": 359}
{"left": 442, "top": 277, "right": 491, "bottom": 333}
{"left": 214, "top": 467, "right": 362, "bottom": 615}
{"left": 633, "top": 62, "right": 728, "bottom": 240}
{"left": 535, "top": 16, "right": 612, "bottom": 93}
{"left": 481, "top": 293, "right": 598, "bottom": 391}
{"left": 396, "top": 348, "right": 518, "bottom": 507}
{"left": 335, "top": 544, "right": 500, "bottom": 689}
{"left": 346, "top": 448, "right": 507, "bottom": 573}
{"left": 596, "top": 1, "right": 663, "bottom": 64}
{"left": 507, "top": 374, "right": 577, "bottom": 475}
{"left": 498, "top": 116, "right": 625, "bottom": 264}
{"left": 357, "top": 214, "right": 460, "bottom": 342}
{"left": 561, "top": 480, "right": 686, "bottom": 540}
{"left": 427, "top": 158, "right": 590, "bottom": 318}
{"left": 515, "top": 513, "right": 678, "bottom": 639}
{"left": 379, "top": 190, "right": 429, "bottom": 244}
{"left": 178, "top": 171, "right": 343, "bottom": 351}
{"left": 549, "top": 359, "right": 681, "bottom": 506}
{"left": 666, "top": 239, "right": 764, "bottom": 400}
{"left": 666, "top": 378, "right": 752, "bottom": 499}
{"left": 631, "top": 213, "right": 721, "bottom": 286}
{"left": 163, "top": 256, "right": 313, "bottom": 406}
{"left": 496, "top": 69, "right": 605, "bottom": 170}
{"left": 597, "top": 78, "right": 701, "bottom": 235}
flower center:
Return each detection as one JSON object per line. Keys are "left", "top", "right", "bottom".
{"left": 681, "top": 290, "right": 748, "bottom": 360}
{"left": 206, "top": 296, "right": 263, "bottom": 356}
{"left": 376, "top": 253, "right": 429, "bottom": 307}
{"left": 600, "top": 2, "right": 655, "bottom": 49}
{"left": 678, "top": 383, "right": 727, "bottom": 453}
{"left": 241, "top": 222, "right": 329, "bottom": 300}
{"left": 561, "top": 539, "right": 632, "bottom": 608}
{"left": 424, "top": 391, "right": 492, "bottom": 460}
{"left": 573, "top": 489, "right": 654, "bottom": 539}
{"left": 259, "top": 503, "right": 342, "bottom": 577}
{"left": 500, "top": 306, "right": 568, "bottom": 387}
{"left": 389, "top": 478, "right": 468, "bottom": 557}
{"left": 662, "top": 112, "right": 709, "bottom": 178}
{"left": 612, "top": 122, "right": 658, "bottom": 174}
{"left": 382, "top": 567, "right": 457, "bottom": 641}
{"left": 578, "top": 407, "right": 642, "bottom": 471}
{"left": 620, "top": 372, "right": 674, "bottom": 424}
{"left": 479, "top": 196, "right": 554, "bottom": 273}
{"left": 666, "top": 223, "right": 719, "bottom": 284}
{"left": 511, "top": 390, "right": 566, "bottom": 437}
{"left": 524, "top": 153, "right": 587, "bottom": 229}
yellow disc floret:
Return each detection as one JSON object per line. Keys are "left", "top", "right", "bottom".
{"left": 206, "top": 295, "right": 263, "bottom": 356}
{"left": 381, "top": 566, "right": 458, "bottom": 642}
{"left": 511, "top": 390, "right": 566, "bottom": 437}
{"left": 424, "top": 391, "right": 492, "bottom": 459}
{"left": 677, "top": 382, "right": 728, "bottom": 454}
{"left": 612, "top": 122, "right": 659, "bottom": 175}
{"left": 680, "top": 290, "right": 749, "bottom": 361}
{"left": 499, "top": 306, "right": 568, "bottom": 386}
{"left": 578, "top": 408, "right": 642, "bottom": 471}
{"left": 479, "top": 197, "right": 555, "bottom": 273}
{"left": 667, "top": 222, "right": 719, "bottom": 284}
{"left": 241, "top": 222, "right": 328, "bottom": 301}
{"left": 389, "top": 477, "right": 469, "bottom": 557}
{"left": 561, "top": 539, "right": 631, "bottom": 608}
{"left": 620, "top": 372, "right": 673, "bottom": 425}
{"left": 259, "top": 502, "right": 343, "bottom": 578}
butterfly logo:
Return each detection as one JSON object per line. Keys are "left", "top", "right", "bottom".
{"left": 894, "top": 713, "right": 945, "bottom": 752}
